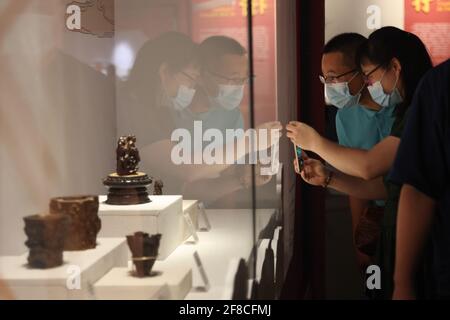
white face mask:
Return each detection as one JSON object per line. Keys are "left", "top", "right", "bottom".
{"left": 367, "top": 71, "right": 403, "bottom": 108}
{"left": 212, "top": 84, "right": 245, "bottom": 110}
{"left": 324, "top": 72, "right": 363, "bottom": 109}
{"left": 171, "top": 85, "right": 196, "bottom": 111}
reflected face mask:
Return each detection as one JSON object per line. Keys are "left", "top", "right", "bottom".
{"left": 171, "top": 85, "right": 196, "bottom": 111}
{"left": 212, "top": 84, "right": 245, "bottom": 110}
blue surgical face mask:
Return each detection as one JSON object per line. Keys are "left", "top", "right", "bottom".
{"left": 212, "top": 84, "right": 244, "bottom": 110}
{"left": 325, "top": 75, "right": 364, "bottom": 109}
{"left": 367, "top": 70, "right": 403, "bottom": 108}
{"left": 171, "top": 85, "right": 196, "bottom": 111}
{"left": 324, "top": 72, "right": 363, "bottom": 109}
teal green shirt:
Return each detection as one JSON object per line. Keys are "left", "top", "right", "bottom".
{"left": 336, "top": 104, "right": 395, "bottom": 207}
{"left": 336, "top": 104, "right": 395, "bottom": 150}
{"left": 172, "top": 106, "right": 244, "bottom": 152}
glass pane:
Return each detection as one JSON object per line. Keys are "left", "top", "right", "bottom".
{"left": 0, "top": 0, "right": 272, "bottom": 300}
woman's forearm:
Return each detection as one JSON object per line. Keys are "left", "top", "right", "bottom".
{"left": 328, "top": 170, "right": 388, "bottom": 200}
{"left": 315, "top": 136, "right": 399, "bottom": 180}
{"left": 141, "top": 140, "right": 231, "bottom": 183}
{"left": 142, "top": 132, "right": 269, "bottom": 183}
{"left": 394, "top": 185, "right": 435, "bottom": 293}
{"left": 315, "top": 137, "right": 373, "bottom": 179}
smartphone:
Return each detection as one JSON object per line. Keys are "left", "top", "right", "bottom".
{"left": 294, "top": 144, "right": 304, "bottom": 172}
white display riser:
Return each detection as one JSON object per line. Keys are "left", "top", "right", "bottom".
{"left": 98, "top": 196, "right": 198, "bottom": 260}
{"left": 94, "top": 258, "right": 192, "bottom": 300}
{"left": 0, "top": 238, "right": 128, "bottom": 300}
{"left": 182, "top": 199, "right": 200, "bottom": 239}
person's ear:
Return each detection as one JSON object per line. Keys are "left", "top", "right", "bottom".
{"left": 390, "top": 58, "right": 402, "bottom": 77}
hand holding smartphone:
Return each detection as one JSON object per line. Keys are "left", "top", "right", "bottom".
{"left": 293, "top": 143, "right": 304, "bottom": 173}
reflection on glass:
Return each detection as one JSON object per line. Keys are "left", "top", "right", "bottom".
{"left": 1, "top": 0, "right": 282, "bottom": 301}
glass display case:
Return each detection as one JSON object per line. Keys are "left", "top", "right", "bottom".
{"left": 0, "top": 0, "right": 298, "bottom": 300}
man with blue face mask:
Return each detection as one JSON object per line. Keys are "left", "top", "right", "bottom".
{"left": 173, "top": 36, "right": 247, "bottom": 138}
{"left": 320, "top": 33, "right": 396, "bottom": 274}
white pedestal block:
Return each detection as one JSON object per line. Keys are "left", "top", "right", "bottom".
{"left": 98, "top": 195, "right": 183, "bottom": 260}
{"left": 182, "top": 200, "right": 199, "bottom": 239}
{"left": 0, "top": 238, "right": 128, "bottom": 300}
{"left": 94, "top": 260, "right": 192, "bottom": 300}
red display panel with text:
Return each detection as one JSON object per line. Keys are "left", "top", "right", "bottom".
{"left": 405, "top": 0, "right": 450, "bottom": 65}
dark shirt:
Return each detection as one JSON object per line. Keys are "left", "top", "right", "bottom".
{"left": 382, "top": 110, "right": 408, "bottom": 226}
{"left": 372, "top": 107, "right": 406, "bottom": 299}
{"left": 389, "top": 59, "right": 450, "bottom": 296}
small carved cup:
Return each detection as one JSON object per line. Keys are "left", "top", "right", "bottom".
{"left": 23, "top": 214, "right": 70, "bottom": 269}
{"left": 50, "top": 195, "right": 101, "bottom": 251}
{"left": 126, "top": 232, "right": 161, "bottom": 278}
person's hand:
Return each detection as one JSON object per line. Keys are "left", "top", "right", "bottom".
{"left": 286, "top": 121, "right": 321, "bottom": 151}
{"left": 292, "top": 149, "right": 310, "bottom": 174}
{"left": 294, "top": 158, "right": 329, "bottom": 187}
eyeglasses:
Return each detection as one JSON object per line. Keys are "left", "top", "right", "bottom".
{"left": 181, "top": 71, "right": 198, "bottom": 82}
{"left": 319, "top": 69, "right": 357, "bottom": 84}
{"left": 362, "top": 64, "right": 384, "bottom": 84}
{"left": 207, "top": 69, "right": 253, "bottom": 85}
{"left": 179, "top": 71, "right": 200, "bottom": 88}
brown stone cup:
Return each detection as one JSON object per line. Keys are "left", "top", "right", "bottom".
{"left": 49, "top": 195, "right": 101, "bottom": 251}
{"left": 23, "top": 214, "right": 70, "bottom": 269}
{"left": 126, "top": 232, "right": 162, "bottom": 278}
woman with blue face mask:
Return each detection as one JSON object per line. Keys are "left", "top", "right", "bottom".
{"left": 287, "top": 27, "right": 433, "bottom": 299}
{"left": 360, "top": 57, "right": 404, "bottom": 111}
{"left": 161, "top": 69, "right": 198, "bottom": 112}
{"left": 119, "top": 32, "right": 201, "bottom": 147}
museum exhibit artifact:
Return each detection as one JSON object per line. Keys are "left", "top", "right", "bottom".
{"left": 126, "top": 232, "right": 162, "bottom": 278}
{"left": 103, "top": 135, "right": 152, "bottom": 205}
{"left": 153, "top": 179, "right": 164, "bottom": 195}
{"left": 23, "top": 214, "right": 70, "bottom": 269}
{"left": 49, "top": 195, "right": 101, "bottom": 251}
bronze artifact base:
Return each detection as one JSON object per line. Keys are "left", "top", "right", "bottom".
{"left": 49, "top": 195, "right": 101, "bottom": 251}
{"left": 126, "top": 232, "right": 161, "bottom": 278}
{"left": 103, "top": 172, "right": 152, "bottom": 205}
{"left": 23, "top": 214, "right": 70, "bottom": 269}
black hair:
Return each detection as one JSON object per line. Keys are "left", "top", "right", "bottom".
{"left": 356, "top": 26, "right": 432, "bottom": 116}
{"left": 323, "top": 33, "right": 367, "bottom": 67}
{"left": 199, "top": 36, "right": 247, "bottom": 69}
{"left": 127, "top": 31, "right": 199, "bottom": 105}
